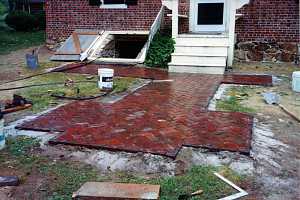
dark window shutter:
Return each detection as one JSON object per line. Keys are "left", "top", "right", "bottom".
{"left": 125, "top": 0, "right": 138, "bottom": 6}
{"left": 89, "top": 0, "right": 101, "bottom": 6}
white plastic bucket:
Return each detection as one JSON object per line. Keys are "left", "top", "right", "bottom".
{"left": 292, "top": 71, "right": 300, "bottom": 92}
{"left": 98, "top": 68, "right": 114, "bottom": 90}
{"left": 0, "top": 118, "right": 5, "bottom": 150}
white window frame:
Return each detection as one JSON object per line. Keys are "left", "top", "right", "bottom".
{"left": 100, "top": 0, "right": 128, "bottom": 9}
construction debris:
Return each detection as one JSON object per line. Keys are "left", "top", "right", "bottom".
{"left": 1, "top": 95, "right": 32, "bottom": 114}
{"left": 262, "top": 92, "right": 280, "bottom": 105}
{"left": 72, "top": 182, "right": 160, "bottom": 200}
{"left": 278, "top": 104, "right": 300, "bottom": 123}
{"left": 0, "top": 176, "right": 19, "bottom": 187}
{"left": 262, "top": 92, "right": 300, "bottom": 122}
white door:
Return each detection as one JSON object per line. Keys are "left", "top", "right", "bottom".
{"left": 191, "top": 0, "right": 226, "bottom": 33}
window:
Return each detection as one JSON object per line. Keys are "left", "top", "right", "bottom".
{"left": 100, "top": 0, "right": 127, "bottom": 9}
{"left": 197, "top": 3, "right": 224, "bottom": 25}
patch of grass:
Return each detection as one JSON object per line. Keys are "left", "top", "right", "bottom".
{"left": 0, "top": 30, "right": 45, "bottom": 54}
{"left": 41, "top": 162, "right": 104, "bottom": 200}
{"left": 23, "top": 61, "right": 62, "bottom": 75}
{"left": 16, "top": 73, "right": 138, "bottom": 112}
{"left": 113, "top": 77, "right": 137, "bottom": 93}
{"left": 4, "top": 136, "right": 46, "bottom": 172}
{"left": 115, "top": 166, "right": 243, "bottom": 200}
{"left": 217, "top": 86, "right": 256, "bottom": 113}
{"left": 0, "top": 136, "right": 104, "bottom": 200}
{"left": 6, "top": 136, "right": 40, "bottom": 156}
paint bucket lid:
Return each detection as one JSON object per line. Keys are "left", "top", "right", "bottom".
{"left": 98, "top": 68, "right": 114, "bottom": 74}
{"left": 292, "top": 71, "right": 300, "bottom": 78}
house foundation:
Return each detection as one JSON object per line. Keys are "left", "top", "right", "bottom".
{"left": 235, "top": 41, "right": 299, "bottom": 63}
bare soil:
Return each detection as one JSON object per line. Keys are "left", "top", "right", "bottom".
{"left": 231, "top": 62, "right": 300, "bottom": 200}
{"left": 0, "top": 45, "right": 57, "bottom": 84}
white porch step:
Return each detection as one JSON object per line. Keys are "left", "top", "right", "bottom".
{"left": 168, "top": 64, "right": 225, "bottom": 74}
{"left": 171, "top": 54, "right": 226, "bottom": 67}
{"left": 175, "top": 37, "right": 229, "bottom": 46}
{"left": 169, "top": 34, "right": 229, "bottom": 74}
{"left": 174, "top": 46, "right": 228, "bottom": 56}
{"left": 178, "top": 33, "right": 228, "bottom": 38}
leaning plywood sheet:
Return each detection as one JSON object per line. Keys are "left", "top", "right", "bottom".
{"left": 51, "top": 30, "right": 103, "bottom": 61}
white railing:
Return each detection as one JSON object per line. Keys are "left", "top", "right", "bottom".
{"left": 139, "top": 6, "right": 165, "bottom": 62}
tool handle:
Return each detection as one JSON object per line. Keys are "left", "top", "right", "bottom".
{"left": 191, "top": 190, "right": 203, "bottom": 196}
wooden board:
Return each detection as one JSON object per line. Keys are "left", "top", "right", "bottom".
{"left": 72, "top": 182, "right": 160, "bottom": 200}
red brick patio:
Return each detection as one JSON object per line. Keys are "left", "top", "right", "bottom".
{"left": 17, "top": 65, "right": 272, "bottom": 158}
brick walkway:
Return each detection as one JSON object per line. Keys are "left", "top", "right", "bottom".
{"left": 17, "top": 65, "right": 272, "bottom": 158}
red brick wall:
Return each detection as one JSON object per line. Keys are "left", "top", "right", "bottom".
{"left": 236, "top": 0, "right": 300, "bottom": 43}
{"left": 178, "top": 0, "right": 189, "bottom": 34}
{"left": 171, "top": 0, "right": 299, "bottom": 43}
{"left": 46, "top": 0, "right": 162, "bottom": 41}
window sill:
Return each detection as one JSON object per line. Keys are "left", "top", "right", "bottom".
{"left": 100, "top": 4, "right": 128, "bottom": 9}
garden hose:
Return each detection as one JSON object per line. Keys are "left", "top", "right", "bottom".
{"left": 0, "top": 80, "right": 96, "bottom": 91}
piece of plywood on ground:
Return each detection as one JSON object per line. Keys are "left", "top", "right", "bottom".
{"left": 51, "top": 30, "right": 102, "bottom": 61}
{"left": 72, "top": 182, "right": 160, "bottom": 200}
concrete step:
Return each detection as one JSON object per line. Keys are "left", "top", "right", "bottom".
{"left": 171, "top": 55, "right": 226, "bottom": 67}
{"left": 175, "top": 37, "right": 229, "bottom": 47}
{"left": 168, "top": 64, "right": 225, "bottom": 74}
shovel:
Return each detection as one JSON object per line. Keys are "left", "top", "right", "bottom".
{"left": 178, "top": 189, "right": 203, "bottom": 200}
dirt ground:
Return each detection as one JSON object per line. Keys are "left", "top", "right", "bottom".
{"left": 1, "top": 47, "right": 300, "bottom": 200}
{"left": 230, "top": 62, "right": 300, "bottom": 200}
{"left": 0, "top": 45, "right": 58, "bottom": 84}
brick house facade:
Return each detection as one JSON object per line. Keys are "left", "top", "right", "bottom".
{"left": 46, "top": 0, "right": 299, "bottom": 63}
{"left": 46, "top": 0, "right": 162, "bottom": 41}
